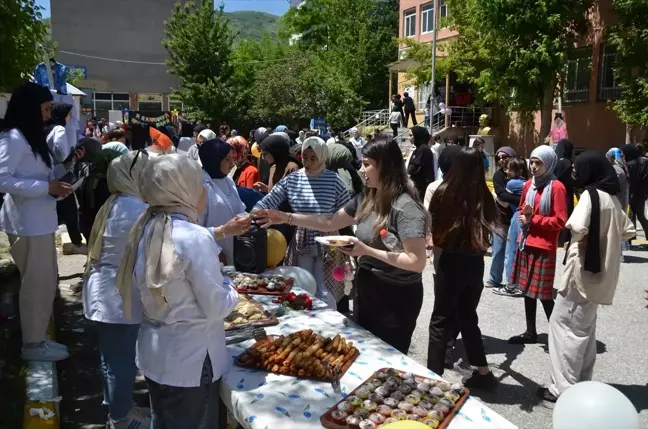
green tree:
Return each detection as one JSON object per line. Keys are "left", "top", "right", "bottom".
{"left": 608, "top": 0, "right": 648, "bottom": 132}
{"left": 445, "top": 0, "right": 594, "bottom": 143}
{"left": 400, "top": 38, "right": 450, "bottom": 89}
{"left": 0, "top": 0, "right": 48, "bottom": 91}
{"left": 163, "top": 0, "right": 236, "bottom": 123}
{"left": 282, "top": 0, "right": 399, "bottom": 110}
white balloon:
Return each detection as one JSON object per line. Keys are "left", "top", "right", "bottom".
{"left": 271, "top": 266, "right": 317, "bottom": 296}
{"left": 438, "top": 102, "right": 446, "bottom": 110}
{"left": 553, "top": 381, "right": 640, "bottom": 429}
{"left": 445, "top": 108, "right": 452, "bottom": 116}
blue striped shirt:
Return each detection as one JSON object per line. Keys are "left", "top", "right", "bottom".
{"left": 254, "top": 169, "right": 351, "bottom": 246}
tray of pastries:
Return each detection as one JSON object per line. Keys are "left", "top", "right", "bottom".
{"left": 235, "top": 329, "right": 359, "bottom": 381}
{"left": 224, "top": 295, "right": 279, "bottom": 331}
{"left": 320, "top": 368, "right": 469, "bottom": 429}
{"left": 228, "top": 271, "right": 295, "bottom": 296}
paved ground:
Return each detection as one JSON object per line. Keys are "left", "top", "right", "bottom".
{"left": 408, "top": 245, "right": 648, "bottom": 429}
{"left": 19, "top": 236, "right": 648, "bottom": 429}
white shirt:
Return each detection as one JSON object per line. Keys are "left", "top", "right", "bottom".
{"left": 326, "top": 137, "right": 338, "bottom": 146}
{"left": 134, "top": 216, "right": 238, "bottom": 387}
{"left": 561, "top": 190, "right": 635, "bottom": 305}
{"left": 46, "top": 126, "right": 72, "bottom": 163}
{"left": 389, "top": 111, "right": 401, "bottom": 124}
{"left": 349, "top": 136, "right": 365, "bottom": 161}
{"left": 186, "top": 144, "right": 202, "bottom": 166}
{"left": 431, "top": 142, "right": 445, "bottom": 179}
{"left": 83, "top": 195, "right": 148, "bottom": 324}
{"left": 0, "top": 129, "right": 58, "bottom": 236}
{"left": 200, "top": 172, "right": 247, "bottom": 264}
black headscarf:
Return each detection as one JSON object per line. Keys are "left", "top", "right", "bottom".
{"left": 199, "top": 138, "right": 232, "bottom": 179}
{"left": 163, "top": 125, "right": 179, "bottom": 147}
{"left": 572, "top": 150, "right": 620, "bottom": 274}
{"left": 76, "top": 137, "right": 102, "bottom": 163}
{"left": 260, "top": 132, "right": 291, "bottom": 166}
{"left": 554, "top": 139, "right": 574, "bottom": 161}
{"left": 438, "top": 145, "right": 462, "bottom": 176}
{"left": 180, "top": 122, "right": 194, "bottom": 138}
{"left": 129, "top": 123, "right": 150, "bottom": 150}
{"left": 1, "top": 82, "right": 54, "bottom": 168}
{"left": 622, "top": 144, "right": 641, "bottom": 163}
{"left": 44, "top": 102, "right": 73, "bottom": 137}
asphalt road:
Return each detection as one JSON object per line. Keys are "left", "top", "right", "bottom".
{"left": 407, "top": 245, "right": 648, "bottom": 429}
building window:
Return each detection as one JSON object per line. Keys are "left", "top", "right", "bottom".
{"left": 93, "top": 92, "right": 130, "bottom": 113}
{"left": 138, "top": 94, "right": 163, "bottom": 111}
{"left": 440, "top": 0, "right": 448, "bottom": 18}
{"left": 417, "top": 83, "right": 432, "bottom": 110}
{"left": 421, "top": 3, "right": 434, "bottom": 34}
{"left": 404, "top": 8, "right": 416, "bottom": 38}
{"left": 598, "top": 44, "right": 621, "bottom": 101}
{"left": 563, "top": 47, "right": 591, "bottom": 104}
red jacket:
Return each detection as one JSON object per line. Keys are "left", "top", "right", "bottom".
{"left": 519, "top": 179, "right": 568, "bottom": 252}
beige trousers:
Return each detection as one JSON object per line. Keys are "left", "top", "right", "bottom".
{"left": 548, "top": 284, "right": 598, "bottom": 397}
{"left": 8, "top": 234, "right": 58, "bottom": 344}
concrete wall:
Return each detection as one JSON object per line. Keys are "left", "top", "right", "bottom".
{"left": 50, "top": 0, "right": 186, "bottom": 94}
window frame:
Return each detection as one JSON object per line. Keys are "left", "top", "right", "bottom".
{"left": 93, "top": 92, "right": 131, "bottom": 112}
{"left": 421, "top": 3, "right": 434, "bottom": 34}
{"left": 440, "top": 0, "right": 448, "bottom": 18}
{"left": 417, "top": 82, "right": 432, "bottom": 110}
{"left": 562, "top": 46, "right": 592, "bottom": 104}
{"left": 404, "top": 8, "right": 416, "bottom": 38}
{"left": 598, "top": 44, "right": 621, "bottom": 101}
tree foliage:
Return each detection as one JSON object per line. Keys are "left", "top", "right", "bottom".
{"left": 608, "top": 0, "right": 648, "bottom": 128}
{"left": 445, "top": 0, "right": 594, "bottom": 142}
{"left": 400, "top": 38, "right": 450, "bottom": 89}
{"left": 282, "top": 0, "right": 399, "bottom": 110}
{"left": 163, "top": 0, "right": 236, "bottom": 123}
{"left": 0, "top": 0, "right": 48, "bottom": 91}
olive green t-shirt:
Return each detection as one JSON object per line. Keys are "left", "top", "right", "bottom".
{"left": 344, "top": 193, "right": 427, "bottom": 285}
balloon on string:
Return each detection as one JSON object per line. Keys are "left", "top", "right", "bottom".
{"left": 266, "top": 229, "right": 287, "bottom": 267}
{"left": 251, "top": 143, "right": 261, "bottom": 158}
{"left": 272, "top": 266, "right": 317, "bottom": 296}
{"left": 553, "top": 381, "right": 641, "bottom": 429}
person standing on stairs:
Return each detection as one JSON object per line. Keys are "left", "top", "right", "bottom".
{"left": 403, "top": 92, "right": 418, "bottom": 127}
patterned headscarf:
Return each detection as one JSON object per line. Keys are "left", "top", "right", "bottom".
{"left": 228, "top": 136, "right": 250, "bottom": 164}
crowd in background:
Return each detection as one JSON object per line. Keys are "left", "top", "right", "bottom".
{"left": 0, "top": 80, "right": 646, "bottom": 428}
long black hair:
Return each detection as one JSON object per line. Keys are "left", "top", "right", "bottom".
{"left": 129, "top": 123, "right": 150, "bottom": 150}
{"left": 43, "top": 102, "right": 73, "bottom": 137}
{"left": 1, "top": 82, "right": 54, "bottom": 168}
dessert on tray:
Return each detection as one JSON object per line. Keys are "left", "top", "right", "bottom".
{"left": 320, "top": 368, "right": 469, "bottom": 429}
{"left": 229, "top": 271, "right": 294, "bottom": 295}
{"left": 224, "top": 295, "right": 278, "bottom": 331}
{"left": 236, "top": 329, "right": 359, "bottom": 380}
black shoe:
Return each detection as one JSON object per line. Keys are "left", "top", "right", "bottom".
{"left": 537, "top": 387, "right": 558, "bottom": 403}
{"left": 464, "top": 370, "right": 498, "bottom": 391}
{"left": 508, "top": 332, "right": 538, "bottom": 345}
{"left": 484, "top": 281, "right": 500, "bottom": 289}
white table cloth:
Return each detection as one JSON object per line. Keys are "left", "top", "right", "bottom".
{"left": 220, "top": 289, "right": 516, "bottom": 429}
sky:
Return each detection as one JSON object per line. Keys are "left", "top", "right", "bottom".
{"left": 35, "top": 0, "right": 290, "bottom": 18}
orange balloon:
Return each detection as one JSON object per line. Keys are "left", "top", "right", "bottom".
{"left": 251, "top": 143, "right": 261, "bottom": 158}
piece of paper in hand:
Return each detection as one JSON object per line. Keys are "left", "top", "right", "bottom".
{"left": 29, "top": 407, "right": 56, "bottom": 420}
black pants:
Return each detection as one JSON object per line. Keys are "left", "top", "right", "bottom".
{"left": 405, "top": 110, "right": 418, "bottom": 127}
{"left": 57, "top": 193, "right": 83, "bottom": 246}
{"left": 630, "top": 195, "right": 648, "bottom": 236}
{"left": 427, "top": 253, "right": 488, "bottom": 375}
{"left": 356, "top": 267, "right": 423, "bottom": 354}
{"left": 391, "top": 124, "right": 398, "bottom": 137}
{"left": 147, "top": 355, "right": 220, "bottom": 429}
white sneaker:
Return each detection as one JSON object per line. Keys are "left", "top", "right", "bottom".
{"left": 106, "top": 415, "right": 151, "bottom": 429}
{"left": 22, "top": 341, "right": 69, "bottom": 361}
{"left": 63, "top": 244, "right": 88, "bottom": 255}
{"left": 45, "top": 339, "right": 68, "bottom": 351}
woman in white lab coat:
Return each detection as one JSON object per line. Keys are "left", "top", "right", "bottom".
{"left": 83, "top": 150, "right": 150, "bottom": 429}
{"left": 116, "top": 154, "right": 238, "bottom": 428}
{"left": 198, "top": 138, "right": 252, "bottom": 265}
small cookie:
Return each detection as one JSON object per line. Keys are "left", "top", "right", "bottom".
{"left": 358, "top": 419, "right": 376, "bottom": 429}
{"left": 397, "top": 401, "right": 414, "bottom": 412}
{"left": 405, "top": 394, "right": 421, "bottom": 405}
{"left": 369, "top": 413, "right": 386, "bottom": 424}
{"left": 337, "top": 401, "right": 354, "bottom": 412}
{"left": 413, "top": 406, "right": 428, "bottom": 417}
{"left": 362, "top": 400, "right": 378, "bottom": 411}
{"left": 331, "top": 410, "right": 348, "bottom": 421}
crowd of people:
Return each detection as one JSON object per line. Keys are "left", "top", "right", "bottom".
{"left": 0, "top": 80, "right": 645, "bottom": 428}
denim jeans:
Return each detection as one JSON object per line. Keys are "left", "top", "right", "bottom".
{"left": 505, "top": 212, "right": 521, "bottom": 286}
{"left": 147, "top": 355, "right": 220, "bottom": 429}
{"left": 97, "top": 322, "right": 140, "bottom": 422}
{"left": 488, "top": 226, "right": 508, "bottom": 285}
{"left": 296, "top": 252, "right": 335, "bottom": 308}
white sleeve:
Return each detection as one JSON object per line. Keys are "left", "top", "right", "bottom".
{"left": 185, "top": 230, "right": 238, "bottom": 320}
{"left": 0, "top": 133, "right": 50, "bottom": 197}
{"left": 566, "top": 190, "right": 591, "bottom": 241}
{"left": 51, "top": 126, "right": 71, "bottom": 162}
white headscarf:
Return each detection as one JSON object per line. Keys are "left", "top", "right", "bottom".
{"left": 85, "top": 150, "right": 148, "bottom": 277}
{"left": 198, "top": 129, "right": 217, "bottom": 142}
{"left": 302, "top": 136, "right": 328, "bottom": 177}
{"left": 116, "top": 154, "right": 205, "bottom": 318}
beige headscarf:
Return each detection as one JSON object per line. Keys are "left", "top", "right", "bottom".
{"left": 85, "top": 150, "right": 148, "bottom": 277}
{"left": 302, "top": 136, "right": 328, "bottom": 177}
{"left": 116, "top": 154, "right": 205, "bottom": 318}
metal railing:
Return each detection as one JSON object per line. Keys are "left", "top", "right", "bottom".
{"left": 343, "top": 109, "right": 390, "bottom": 138}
